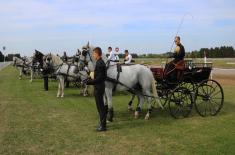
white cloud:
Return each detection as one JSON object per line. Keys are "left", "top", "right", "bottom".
{"left": 0, "top": 0, "right": 234, "bottom": 55}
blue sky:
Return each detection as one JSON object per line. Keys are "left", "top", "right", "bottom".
{"left": 0, "top": 0, "right": 235, "bottom": 56}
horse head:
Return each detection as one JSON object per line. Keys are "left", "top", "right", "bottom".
{"left": 43, "top": 53, "right": 53, "bottom": 69}
{"left": 77, "top": 42, "right": 95, "bottom": 71}
{"left": 34, "top": 50, "right": 44, "bottom": 68}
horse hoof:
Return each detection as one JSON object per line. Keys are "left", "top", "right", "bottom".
{"left": 61, "top": 95, "right": 64, "bottom": 98}
{"left": 57, "top": 95, "right": 60, "bottom": 98}
{"left": 134, "top": 111, "right": 139, "bottom": 119}
{"left": 145, "top": 113, "right": 150, "bottom": 120}
{"left": 128, "top": 106, "right": 133, "bottom": 111}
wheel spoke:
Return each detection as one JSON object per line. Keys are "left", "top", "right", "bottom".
{"left": 208, "top": 100, "right": 219, "bottom": 113}
{"left": 210, "top": 98, "right": 221, "bottom": 108}
{"left": 210, "top": 90, "right": 221, "bottom": 98}
{"left": 208, "top": 85, "right": 218, "bottom": 96}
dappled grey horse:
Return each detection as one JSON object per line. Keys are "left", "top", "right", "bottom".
{"left": 79, "top": 43, "right": 161, "bottom": 120}
{"left": 43, "top": 53, "right": 89, "bottom": 98}
{"left": 13, "top": 56, "right": 33, "bottom": 81}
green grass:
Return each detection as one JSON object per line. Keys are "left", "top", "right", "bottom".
{"left": 133, "top": 58, "right": 235, "bottom": 68}
{"left": 0, "top": 66, "right": 235, "bottom": 154}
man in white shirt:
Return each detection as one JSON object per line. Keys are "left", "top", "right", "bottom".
{"left": 124, "top": 50, "right": 132, "bottom": 64}
{"left": 114, "top": 47, "right": 120, "bottom": 62}
{"left": 107, "top": 47, "right": 117, "bottom": 65}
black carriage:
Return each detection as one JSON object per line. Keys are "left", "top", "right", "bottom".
{"left": 150, "top": 60, "right": 224, "bottom": 119}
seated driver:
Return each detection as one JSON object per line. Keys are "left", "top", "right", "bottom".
{"left": 165, "top": 36, "right": 185, "bottom": 80}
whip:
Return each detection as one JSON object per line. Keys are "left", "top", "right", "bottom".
{"left": 166, "top": 13, "right": 194, "bottom": 63}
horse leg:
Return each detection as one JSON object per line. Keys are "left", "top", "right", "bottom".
{"left": 61, "top": 76, "right": 65, "bottom": 98}
{"left": 19, "top": 68, "right": 22, "bottom": 80}
{"left": 103, "top": 93, "right": 108, "bottom": 116}
{"left": 135, "top": 95, "right": 144, "bottom": 118}
{"left": 144, "top": 90, "right": 153, "bottom": 120}
{"left": 128, "top": 94, "right": 135, "bottom": 111}
{"left": 106, "top": 88, "right": 114, "bottom": 122}
{"left": 30, "top": 68, "right": 33, "bottom": 83}
{"left": 57, "top": 77, "right": 61, "bottom": 98}
{"left": 83, "top": 84, "right": 88, "bottom": 96}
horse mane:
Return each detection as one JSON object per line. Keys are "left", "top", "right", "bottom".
{"left": 51, "top": 54, "right": 63, "bottom": 65}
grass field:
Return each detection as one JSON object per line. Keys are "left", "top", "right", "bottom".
{"left": 134, "top": 58, "right": 235, "bottom": 69}
{"left": 0, "top": 66, "right": 235, "bottom": 154}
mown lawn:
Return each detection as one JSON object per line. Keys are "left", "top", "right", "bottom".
{"left": 134, "top": 58, "right": 235, "bottom": 68}
{"left": 0, "top": 66, "right": 235, "bottom": 155}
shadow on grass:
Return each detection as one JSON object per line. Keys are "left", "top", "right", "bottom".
{"left": 107, "top": 100, "right": 235, "bottom": 131}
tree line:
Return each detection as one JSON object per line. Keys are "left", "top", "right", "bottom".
{"left": 1, "top": 46, "right": 234, "bottom": 62}
{"left": 138, "top": 46, "right": 235, "bottom": 58}
{"left": 185, "top": 46, "right": 235, "bottom": 58}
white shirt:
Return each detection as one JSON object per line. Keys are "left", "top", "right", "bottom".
{"left": 124, "top": 54, "right": 132, "bottom": 64}
{"left": 108, "top": 51, "right": 116, "bottom": 61}
{"left": 115, "top": 54, "right": 119, "bottom": 62}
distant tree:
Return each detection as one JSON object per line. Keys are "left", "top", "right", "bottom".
{"left": 0, "top": 51, "right": 4, "bottom": 62}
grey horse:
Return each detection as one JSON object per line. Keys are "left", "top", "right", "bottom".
{"left": 79, "top": 43, "right": 162, "bottom": 120}
{"left": 13, "top": 56, "right": 33, "bottom": 81}
{"left": 43, "top": 53, "right": 89, "bottom": 98}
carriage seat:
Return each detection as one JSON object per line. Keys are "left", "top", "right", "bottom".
{"left": 173, "top": 60, "right": 185, "bottom": 71}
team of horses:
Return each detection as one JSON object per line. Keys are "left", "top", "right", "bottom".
{"left": 13, "top": 43, "right": 161, "bottom": 121}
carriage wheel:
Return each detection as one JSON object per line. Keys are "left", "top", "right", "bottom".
{"left": 150, "top": 97, "right": 167, "bottom": 109}
{"left": 180, "top": 82, "right": 195, "bottom": 93}
{"left": 194, "top": 79, "right": 224, "bottom": 117}
{"left": 168, "top": 87, "right": 193, "bottom": 119}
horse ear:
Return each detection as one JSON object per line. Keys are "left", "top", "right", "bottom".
{"left": 77, "top": 49, "right": 81, "bottom": 55}
{"left": 87, "top": 41, "right": 90, "bottom": 48}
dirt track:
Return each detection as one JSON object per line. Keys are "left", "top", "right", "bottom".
{"left": 212, "top": 68, "right": 235, "bottom": 76}
{"left": 0, "top": 62, "right": 12, "bottom": 71}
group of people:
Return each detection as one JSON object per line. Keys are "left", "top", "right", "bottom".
{"left": 107, "top": 47, "right": 133, "bottom": 65}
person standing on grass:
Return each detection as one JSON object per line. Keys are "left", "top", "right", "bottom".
{"left": 86, "top": 47, "right": 107, "bottom": 132}
{"left": 42, "top": 66, "right": 49, "bottom": 91}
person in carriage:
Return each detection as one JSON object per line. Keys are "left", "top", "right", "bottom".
{"left": 165, "top": 36, "right": 185, "bottom": 82}
{"left": 114, "top": 47, "right": 120, "bottom": 62}
{"left": 107, "top": 47, "right": 119, "bottom": 65}
{"left": 124, "top": 50, "right": 133, "bottom": 64}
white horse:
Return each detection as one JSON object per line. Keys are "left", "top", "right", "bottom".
{"left": 13, "top": 56, "right": 33, "bottom": 80}
{"left": 43, "top": 53, "right": 89, "bottom": 98}
{"left": 79, "top": 43, "right": 162, "bottom": 120}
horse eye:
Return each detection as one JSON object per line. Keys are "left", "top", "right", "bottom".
{"left": 82, "top": 51, "right": 87, "bottom": 56}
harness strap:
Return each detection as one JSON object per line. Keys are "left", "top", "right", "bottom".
{"left": 67, "top": 63, "right": 71, "bottom": 75}
{"left": 112, "top": 64, "right": 122, "bottom": 92}
{"left": 105, "top": 77, "right": 157, "bottom": 98}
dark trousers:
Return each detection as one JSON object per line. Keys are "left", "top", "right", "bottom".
{"left": 94, "top": 88, "right": 106, "bottom": 127}
{"left": 43, "top": 75, "right": 48, "bottom": 91}
{"left": 165, "top": 59, "right": 182, "bottom": 82}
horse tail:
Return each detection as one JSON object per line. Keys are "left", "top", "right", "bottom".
{"left": 151, "top": 77, "right": 164, "bottom": 109}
